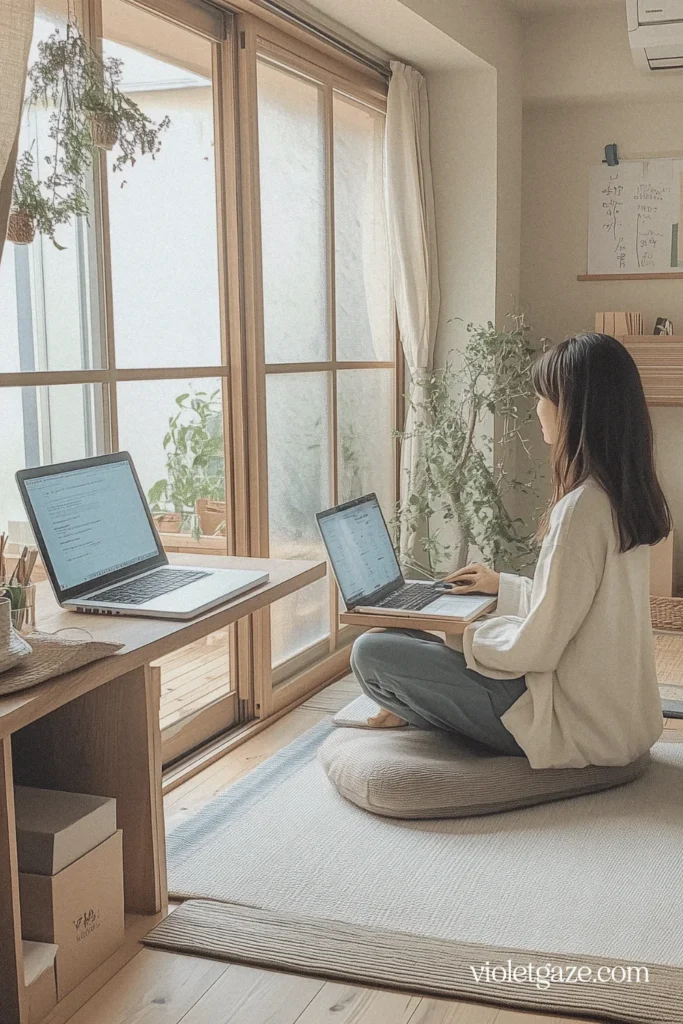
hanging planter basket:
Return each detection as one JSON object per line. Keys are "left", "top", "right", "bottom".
{"left": 88, "top": 113, "right": 118, "bottom": 151}
{"left": 6, "top": 211, "right": 35, "bottom": 245}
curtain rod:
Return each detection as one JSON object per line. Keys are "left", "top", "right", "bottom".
{"left": 245, "top": 0, "right": 391, "bottom": 77}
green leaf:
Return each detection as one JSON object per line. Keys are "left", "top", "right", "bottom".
{"left": 147, "top": 479, "right": 167, "bottom": 504}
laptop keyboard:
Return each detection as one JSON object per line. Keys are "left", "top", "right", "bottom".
{"left": 373, "top": 583, "right": 437, "bottom": 612}
{"left": 89, "top": 568, "right": 210, "bottom": 606}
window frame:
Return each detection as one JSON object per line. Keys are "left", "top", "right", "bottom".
{"left": 235, "top": 13, "right": 399, "bottom": 718}
{"left": 0, "top": 0, "right": 399, "bottom": 761}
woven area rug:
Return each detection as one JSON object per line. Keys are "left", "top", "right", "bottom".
{"left": 150, "top": 714, "right": 683, "bottom": 1022}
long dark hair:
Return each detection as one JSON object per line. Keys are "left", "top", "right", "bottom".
{"left": 532, "top": 333, "right": 671, "bottom": 551}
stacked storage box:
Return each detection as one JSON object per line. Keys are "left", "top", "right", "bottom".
{"left": 23, "top": 941, "right": 58, "bottom": 1023}
{"left": 14, "top": 787, "right": 125, "bottom": 1017}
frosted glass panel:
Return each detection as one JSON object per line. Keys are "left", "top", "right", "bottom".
{"left": 103, "top": 0, "right": 221, "bottom": 368}
{"left": 333, "top": 94, "right": 392, "bottom": 361}
{"left": 0, "top": 385, "right": 103, "bottom": 537}
{"left": 267, "top": 373, "right": 331, "bottom": 664}
{"left": 269, "top": 579, "right": 330, "bottom": 670}
{"left": 338, "top": 370, "right": 395, "bottom": 517}
{"left": 257, "top": 59, "right": 328, "bottom": 363}
{"left": 117, "top": 378, "right": 226, "bottom": 547}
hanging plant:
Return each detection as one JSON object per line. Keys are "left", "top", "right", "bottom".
{"left": 9, "top": 148, "right": 89, "bottom": 250}
{"left": 80, "top": 47, "right": 171, "bottom": 169}
{"left": 8, "top": 18, "right": 170, "bottom": 248}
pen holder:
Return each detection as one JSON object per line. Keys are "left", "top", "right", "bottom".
{"left": 1, "top": 583, "right": 36, "bottom": 635}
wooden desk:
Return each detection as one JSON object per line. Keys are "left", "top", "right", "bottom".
{"left": 0, "top": 554, "right": 325, "bottom": 1024}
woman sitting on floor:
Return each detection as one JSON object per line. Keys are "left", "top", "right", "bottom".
{"left": 352, "top": 333, "right": 671, "bottom": 769}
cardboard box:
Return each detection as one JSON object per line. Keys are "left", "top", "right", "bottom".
{"left": 15, "top": 787, "right": 117, "bottom": 876}
{"left": 23, "top": 940, "right": 57, "bottom": 1024}
{"left": 20, "top": 831, "right": 125, "bottom": 999}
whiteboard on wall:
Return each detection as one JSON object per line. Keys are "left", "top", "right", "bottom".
{"left": 588, "top": 158, "right": 683, "bottom": 275}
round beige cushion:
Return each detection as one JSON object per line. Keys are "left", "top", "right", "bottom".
{"left": 319, "top": 727, "right": 651, "bottom": 819}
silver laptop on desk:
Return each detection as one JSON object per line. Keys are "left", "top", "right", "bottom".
{"left": 16, "top": 452, "right": 269, "bottom": 620}
{"left": 316, "top": 493, "right": 495, "bottom": 620}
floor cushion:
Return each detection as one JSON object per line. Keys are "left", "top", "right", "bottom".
{"left": 319, "top": 725, "right": 651, "bottom": 819}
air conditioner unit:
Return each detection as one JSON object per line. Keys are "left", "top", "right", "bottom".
{"left": 627, "top": 0, "right": 683, "bottom": 71}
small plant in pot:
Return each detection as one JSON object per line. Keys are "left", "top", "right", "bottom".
{"left": 8, "top": 19, "right": 169, "bottom": 247}
{"left": 148, "top": 389, "right": 226, "bottom": 541}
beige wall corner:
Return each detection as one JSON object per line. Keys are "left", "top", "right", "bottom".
{"left": 398, "top": 0, "right": 523, "bottom": 329}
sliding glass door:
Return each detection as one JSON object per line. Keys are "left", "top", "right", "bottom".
{"left": 0, "top": 0, "right": 396, "bottom": 763}
{"left": 99, "top": 0, "right": 239, "bottom": 762}
{"left": 251, "top": 29, "right": 398, "bottom": 693}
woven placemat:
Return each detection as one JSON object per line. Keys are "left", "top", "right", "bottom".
{"left": 0, "top": 630, "right": 123, "bottom": 696}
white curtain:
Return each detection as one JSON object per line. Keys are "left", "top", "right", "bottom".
{"left": 0, "top": 0, "right": 34, "bottom": 264}
{"left": 384, "top": 60, "right": 440, "bottom": 564}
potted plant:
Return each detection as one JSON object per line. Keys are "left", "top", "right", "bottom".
{"left": 8, "top": 19, "right": 169, "bottom": 247}
{"left": 148, "top": 389, "right": 226, "bottom": 541}
{"left": 394, "top": 316, "right": 544, "bottom": 578}
{"left": 152, "top": 511, "right": 183, "bottom": 534}
{"left": 194, "top": 499, "right": 227, "bottom": 538}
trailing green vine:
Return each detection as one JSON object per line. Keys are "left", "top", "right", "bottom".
{"left": 9, "top": 18, "right": 169, "bottom": 247}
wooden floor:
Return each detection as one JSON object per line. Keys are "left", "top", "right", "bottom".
{"left": 155, "top": 630, "right": 232, "bottom": 732}
{"left": 49, "top": 639, "right": 683, "bottom": 1024}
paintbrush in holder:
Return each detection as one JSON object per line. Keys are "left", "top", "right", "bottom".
{"left": 2, "top": 546, "right": 38, "bottom": 634}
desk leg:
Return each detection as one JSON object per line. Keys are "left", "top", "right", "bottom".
{"left": 12, "top": 665, "right": 166, "bottom": 916}
{"left": 0, "top": 737, "right": 26, "bottom": 1024}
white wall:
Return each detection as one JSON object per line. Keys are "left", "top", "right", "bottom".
{"left": 429, "top": 68, "right": 498, "bottom": 365}
{"left": 398, "top": 0, "right": 523, "bottom": 327}
{"left": 521, "top": 100, "right": 683, "bottom": 341}
{"left": 521, "top": 2, "right": 683, "bottom": 588}
{"left": 524, "top": 3, "right": 683, "bottom": 106}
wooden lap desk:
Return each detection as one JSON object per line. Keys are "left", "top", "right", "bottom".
{"left": 340, "top": 599, "right": 496, "bottom": 634}
{"left": 0, "top": 553, "right": 325, "bottom": 1024}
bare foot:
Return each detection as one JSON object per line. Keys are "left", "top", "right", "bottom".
{"left": 367, "top": 708, "right": 408, "bottom": 728}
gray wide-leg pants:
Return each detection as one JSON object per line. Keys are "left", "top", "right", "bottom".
{"left": 350, "top": 628, "right": 527, "bottom": 757}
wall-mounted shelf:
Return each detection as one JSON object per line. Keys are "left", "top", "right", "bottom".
{"left": 578, "top": 273, "right": 683, "bottom": 281}
{"left": 618, "top": 336, "right": 683, "bottom": 406}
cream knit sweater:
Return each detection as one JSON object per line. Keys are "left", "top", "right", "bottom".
{"left": 462, "top": 478, "right": 663, "bottom": 769}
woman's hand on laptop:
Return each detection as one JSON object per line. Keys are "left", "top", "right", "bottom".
{"left": 442, "top": 562, "right": 500, "bottom": 595}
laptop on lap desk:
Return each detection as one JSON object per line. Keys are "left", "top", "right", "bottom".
{"left": 316, "top": 494, "right": 496, "bottom": 626}
{"left": 16, "top": 452, "right": 269, "bottom": 620}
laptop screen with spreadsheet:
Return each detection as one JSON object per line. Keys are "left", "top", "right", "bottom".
{"left": 316, "top": 494, "right": 403, "bottom": 609}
